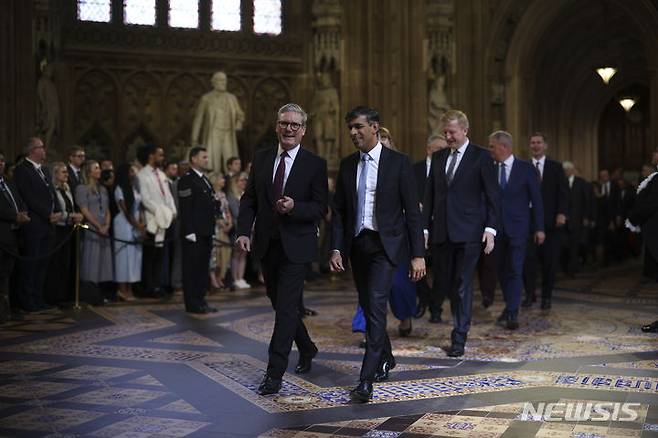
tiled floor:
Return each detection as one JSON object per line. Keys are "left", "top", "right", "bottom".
{"left": 0, "top": 263, "right": 656, "bottom": 437}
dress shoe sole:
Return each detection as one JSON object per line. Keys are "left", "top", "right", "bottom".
{"left": 349, "top": 391, "right": 372, "bottom": 403}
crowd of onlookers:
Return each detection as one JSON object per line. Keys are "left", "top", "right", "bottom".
{"left": 0, "top": 135, "right": 656, "bottom": 324}
{"left": 0, "top": 138, "right": 268, "bottom": 322}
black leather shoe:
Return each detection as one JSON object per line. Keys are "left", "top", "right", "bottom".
{"left": 496, "top": 312, "right": 507, "bottom": 324}
{"left": 522, "top": 295, "right": 536, "bottom": 308}
{"left": 446, "top": 344, "right": 464, "bottom": 357}
{"left": 414, "top": 303, "right": 428, "bottom": 319}
{"left": 429, "top": 313, "right": 442, "bottom": 324}
{"left": 540, "top": 298, "right": 551, "bottom": 310}
{"left": 373, "top": 356, "right": 396, "bottom": 382}
{"left": 641, "top": 321, "right": 658, "bottom": 333}
{"left": 349, "top": 380, "right": 373, "bottom": 403}
{"left": 302, "top": 307, "right": 318, "bottom": 317}
{"left": 186, "top": 307, "right": 208, "bottom": 314}
{"left": 203, "top": 305, "right": 219, "bottom": 313}
{"left": 358, "top": 339, "right": 367, "bottom": 349}
{"left": 295, "top": 346, "right": 318, "bottom": 374}
{"left": 257, "top": 375, "right": 282, "bottom": 395}
{"left": 506, "top": 314, "right": 519, "bottom": 330}
{"left": 482, "top": 298, "right": 493, "bottom": 309}
{"left": 398, "top": 319, "right": 412, "bottom": 337}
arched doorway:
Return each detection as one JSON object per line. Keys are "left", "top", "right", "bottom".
{"left": 497, "top": 0, "right": 658, "bottom": 180}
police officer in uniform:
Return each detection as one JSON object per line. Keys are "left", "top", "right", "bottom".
{"left": 178, "top": 146, "right": 218, "bottom": 314}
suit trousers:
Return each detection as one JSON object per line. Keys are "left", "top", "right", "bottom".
{"left": 350, "top": 231, "right": 397, "bottom": 382}
{"left": 561, "top": 228, "right": 581, "bottom": 275}
{"left": 0, "top": 248, "right": 16, "bottom": 318}
{"left": 182, "top": 236, "right": 212, "bottom": 311}
{"left": 478, "top": 251, "right": 498, "bottom": 304}
{"left": 432, "top": 241, "right": 481, "bottom": 346}
{"left": 261, "top": 238, "right": 315, "bottom": 380}
{"left": 496, "top": 235, "right": 527, "bottom": 316}
{"left": 523, "top": 229, "right": 562, "bottom": 300}
{"left": 19, "top": 231, "right": 51, "bottom": 310}
{"left": 142, "top": 232, "right": 164, "bottom": 295}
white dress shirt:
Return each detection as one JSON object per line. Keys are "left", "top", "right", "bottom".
{"left": 568, "top": 174, "right": 574, "bottom": 189}
{"left": 356, "top": 142, "right": 382, "bottom": 232}
{"left": 272, "top": 144, "right": 300, "bottom": 192}
{"left": 532, "top": 155, "right": 546, "bottom": 179}
{"left": 425, "top": 156, "right": 432, "bottom": 177}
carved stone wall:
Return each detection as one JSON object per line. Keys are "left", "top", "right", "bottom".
{"left": 46, "top": 0, "right": 309, "bottom": 164}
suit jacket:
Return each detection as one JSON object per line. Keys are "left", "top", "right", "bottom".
{"left": 67, "top": 164, "right": 83, "bottom": 194}
{"left": 0, "top": 179, "right": 25, "bottom": 249}
{"left": 331, "top": 146, "right": 424, "bottom": 265}
{"left": 237, "top": 146, "right": 328, "bottom": 264}
{"left": 413, "top": 159, "right": 428, "bottom": 203}
{"left": 423, "top": 143, "right": 500, "bottom": 244}
{"left": 567, "top": 176, "right": 591, "bottom": 233}
{"left": 538, "top": 158, "right": 569, "bottom": 232}
{"left": 12, "top": 160, "right": 58, "bottom": 237}
{"left": 178, "top": 170, "right": 217, "bottom": 238}
{"left": 629, "top": 174, "right": 658, "bottom": 259}
{"left": 498, "top": 158, "right": 544, "bottom": 238}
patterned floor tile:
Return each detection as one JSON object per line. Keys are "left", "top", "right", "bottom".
{"left": 65, "top": 387, "right": 167, "bottom": 407}
{"left": 0, "top": 407, "right": 105, "bottom": 432}
{"left": 48, "top": 365, "right": 138, "bottom": 381}
{"left": 129, "top": 375, "right": 165, "bottom": 387}
{"left": 0, "top": 360, "right": 63, "bottom": 375}
{"left": 157, "top": 399, "right": 202, "bottom": 415}
{"left": 594, "top": 360, "right": 658, "bottom": 370}
{"left": 151, "top": 330, "right": 222, "bottom": 347}
{"left": 0, "top": 381, "right": 79, "bottom": 399}
{"left": 87, "top": 415, "right": 210, "bottom": 437}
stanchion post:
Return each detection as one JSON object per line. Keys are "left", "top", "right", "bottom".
{"left": 73, "top": 223, "right": 82, "bottom": 311}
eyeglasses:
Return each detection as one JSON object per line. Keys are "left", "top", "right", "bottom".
{"left": 277, "top": 121, "right": 304, "bottom": 131}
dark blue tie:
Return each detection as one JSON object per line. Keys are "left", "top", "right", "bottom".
{"left": 499, "top": 163, "right": 507, "bottom": 189}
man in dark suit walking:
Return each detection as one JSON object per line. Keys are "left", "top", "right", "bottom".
{"left": 236, "top": 103, "right": 328, "bottom": 396}
{"left": 561, "top": 161, "right": 591, "bottom": 276}
{"left": 178, "top": 147, "right": 218, "bottom": 314}
{"left": 522, "top": 132, "right": 569, "bottom": 310}
{"left": 331, "top": 106, "right": 425, "bottom": 402}
{"left": 489, "top": 132, "right": 544, "bottom": 329}
{"left": 13, "top": 137, "right": 61, "bottom": 312}
{"left": 0, "top": 150, "right": 30, "bottom": 322}
{"left": 413, "top": 134, "right": 447, "bottom": 323}
{"left": 423, "top": 110, "right": 500, "bottom": 358}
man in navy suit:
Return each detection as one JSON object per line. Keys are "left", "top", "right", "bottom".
{"left": 489, "top": 131, "right": 544, "bottom": 329}
{"left": 522, "top": 132, "right": 569, "bottom": 310}
{"left": 13, "top": 137, "right": 62, "bottom": 312}
{"left": 423, "top": 110, "right": 500, "bottom": 357}
{"left": 330, "top": 106, "right": 425, "bottom": 402}
{"left": 66, "top": 145, "right": 85, "bottom": 194}
{"left": 237, "top": 103, "right": 328, "bottom": 396}
{"left": 412, "top": 134, "right": 447, "bottom": 323}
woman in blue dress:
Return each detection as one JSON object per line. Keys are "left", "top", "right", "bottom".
{"left": 113, "top": 164, "right": 144, "bottom": 301}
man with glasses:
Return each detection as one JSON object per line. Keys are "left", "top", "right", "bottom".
{"left": 66, "top": 146, "right": 86, "bottom": 193}
{"left": 13, "top": 137, "right": 62, "bottom": 312}
{"left": 236, "top": 103, "right": 328, "bottom": 395}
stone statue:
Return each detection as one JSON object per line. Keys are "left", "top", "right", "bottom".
{"left": 191, "top": 71, "right": 245, "bottom": 173}
{"left": 427, "top": 73, "right": 450, "bottom": 135}
{"left": 36, "top": 64, "right": 60, "bottom": 148}
{"left": 310, "top": 72, "right": 339, "bottom": 169}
